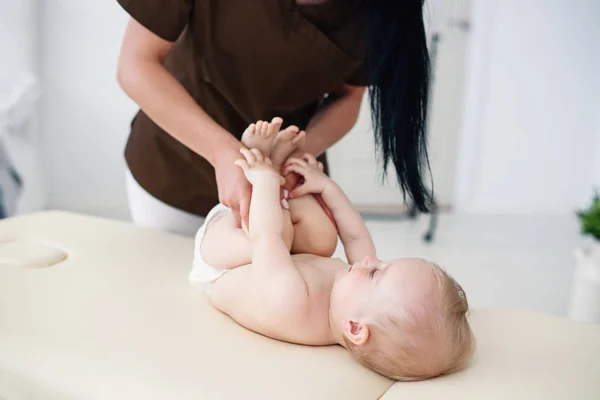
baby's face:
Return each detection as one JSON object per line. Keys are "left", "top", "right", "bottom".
{"left": 333, "top": 257, "right": 439, "bottom": 319}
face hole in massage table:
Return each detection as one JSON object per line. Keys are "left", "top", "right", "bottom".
{"left": 0, "top": 240, "right": 68, "bottom": 268}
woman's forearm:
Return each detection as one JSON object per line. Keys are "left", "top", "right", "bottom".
{"left": 118, "top": 59, "right": 239, "bottom": 165}
{"left": 303, "top": 85, "right": 366, "bottom": 157}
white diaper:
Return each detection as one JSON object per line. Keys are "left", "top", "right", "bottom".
{"left": 188, "top": 203, "right": 232, "bottom": 294}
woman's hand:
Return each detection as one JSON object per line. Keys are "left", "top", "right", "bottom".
{"left": 214, "top": 149, "right": 252, "bottom": 229}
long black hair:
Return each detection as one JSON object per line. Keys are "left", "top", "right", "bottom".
{"left": 366, "top": 0, "right": 433, "bottom": 212}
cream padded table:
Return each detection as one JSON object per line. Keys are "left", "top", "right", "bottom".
{"left": 1, "top": 211, "right": 599, "bottom": 400}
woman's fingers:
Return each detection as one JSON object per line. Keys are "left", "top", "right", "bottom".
{"left": 238, "top": 194, "right": 251, "bottom": 232}
{"left": 225, "top": 172, "right": 252, "bottom": 229}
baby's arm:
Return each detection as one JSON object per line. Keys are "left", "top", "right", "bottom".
{"left": 210, "top": 149, "right": 309, "bottom": 339}
{"left": 285, "top": 155, "right": 377, "bottom": 265}
{"left": 320, "top": 183, "right": 377, "bottom": 265}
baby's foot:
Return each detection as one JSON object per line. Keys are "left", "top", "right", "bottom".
{"left": 241, "top": 117, "right": 282, "bottom": 157}
{"left": 270, "top": 126, "right": 306, "bottom": 169}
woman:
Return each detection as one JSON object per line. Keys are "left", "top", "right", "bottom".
{"left": 116, "top": 0, "right": 432, "bottom": 236}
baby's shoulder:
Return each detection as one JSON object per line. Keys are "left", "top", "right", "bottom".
{"left": 292, "top": 254, "right": 346, "bottom": 271}
{"left": 292, "top": 255, "right": 346, "bottom": 290}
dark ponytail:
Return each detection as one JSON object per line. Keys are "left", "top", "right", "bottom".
{"left": 365, "top": 0, "right": 433, "bottom": 212}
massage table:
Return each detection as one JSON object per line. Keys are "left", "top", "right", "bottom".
{"left": 1, "top": 211, "right": 599, "bottom": 399}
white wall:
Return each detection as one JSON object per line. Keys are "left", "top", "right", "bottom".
{"left": 329, "top": 0, "right": 462, "bottom": 208}
{"left": 37, "top": 0, "right": 600, "bottom": 217}
{"left": 0, "top": 0, "right": 45, "bottom": 214}
{"left": 592, "top": 116, "right": 600, "bottom": 190}
{"left": 40, "top": 0, "right": 137, "bottom": 218}
{"left": 456, "top": 0, "right": 600, "bottom": 214}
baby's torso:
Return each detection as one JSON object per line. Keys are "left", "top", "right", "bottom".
{"left": 278, "top": 254, "right": 348, "bottom": 345}
{"left": 291, "top": 254, "right": 347, "bottom": 285}
{"left": 198, "top": 204, "right": 347, "bottom": 346}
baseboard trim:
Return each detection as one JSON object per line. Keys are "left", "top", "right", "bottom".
{"left": 355, "top": 204, "right": 451, "bottom": 220}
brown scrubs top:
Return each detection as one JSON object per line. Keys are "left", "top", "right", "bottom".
{"left": 117, "top": 0, "right": 366, "bottom": 217}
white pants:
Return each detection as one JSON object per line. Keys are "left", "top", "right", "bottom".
{"left": 125, "top": 168, "right": 205, "bottom": 237}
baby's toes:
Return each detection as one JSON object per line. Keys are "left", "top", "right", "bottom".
{"left": 268, "top": 117, "right": 283, "bottom": 136}
{"left": 278, "top": 126, "right": 299, "bottom": 141}
{"left": 255, "top": 121, "right": 264, "bottom": 136}
{"left": 244, "top": 123, "right": 256, "bottom": 137}
{"left": 260, "top": 121, "right": 269, "bottom": 137}
{"left": 292, "top": 130, "right": 306, "bottom": 145}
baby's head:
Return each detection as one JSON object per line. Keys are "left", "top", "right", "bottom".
{"left": 330, "top": 257, "right": 475, "bottom": 380}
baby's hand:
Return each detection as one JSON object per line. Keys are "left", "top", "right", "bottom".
{"left": 234, "top": 148, "right": 284, "bottom": 186}
{"left": 283, "top": 154, "right": 332, "bottom": 198}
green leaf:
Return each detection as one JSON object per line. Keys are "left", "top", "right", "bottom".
{"left": 577, "top": 190, "right": 600, "bottom": 240}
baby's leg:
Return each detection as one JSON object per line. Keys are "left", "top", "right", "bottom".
{"left": 200, "top": 210, "right": 294, "bottom": 270}
{"left": 289, "top": 194, "right": 338, "bottom": 258}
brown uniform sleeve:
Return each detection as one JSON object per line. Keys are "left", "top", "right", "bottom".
{"left": 117, "top": 0, "right": 192, "bottom": 42}
{"left": 346, "top": 66, "right": 367, "bottom": 87}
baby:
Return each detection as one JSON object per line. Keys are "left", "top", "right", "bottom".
{"left": 189, "top": 118, "right": 475, "bottom": 380}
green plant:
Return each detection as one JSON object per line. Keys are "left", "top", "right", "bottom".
{"left": 577, "top": 191, "right": 600, "bottom": 240}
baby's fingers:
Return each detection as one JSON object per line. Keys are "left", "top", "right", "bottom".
{"left": 302, "top": 153, "right": 318, "bottom": 166}
{"left": 289, "top": 185, "right": 310, "bottom": 199}
{"left": 240, "top": 148, "right": 256, "bottom": 164}
{"left": 249, "top": 148, "right": 264, "bottom": 162}
{"left": 234, "top": 159, "right": 250, "bottom": 172}
{"left": 285, "top": 158, "right": 309, "bottom": 168}
{"left": 284, "top": 164, "right": 306, "bottom": 176}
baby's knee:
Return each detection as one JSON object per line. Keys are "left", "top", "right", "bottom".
{"left": 292, "top": 215, "right": 338, "bottom": 257}
{"left": 306, "top": 222, "right": 338, "bottom": 257}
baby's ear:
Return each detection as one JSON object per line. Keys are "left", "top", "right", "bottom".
{"left": 342, "top": 320, "right": 370, "bottom": 346}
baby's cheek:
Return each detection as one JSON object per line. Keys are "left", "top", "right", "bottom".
{"left": 342, "top": 275, "right": 363, "bottom": 297}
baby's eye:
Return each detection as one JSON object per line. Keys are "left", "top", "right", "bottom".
{"left": 369, "top": 268, "right": 378, "bottom": 278}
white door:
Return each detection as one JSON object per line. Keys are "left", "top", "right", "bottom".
{"left": 328, "top": 0, "right": 472, "bottom": 212}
